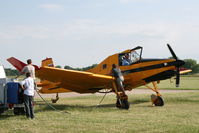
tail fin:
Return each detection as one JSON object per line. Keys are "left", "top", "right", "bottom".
{"left": 41, "top": 58, "right": 54, "bottom": 67}
{"left": 7, "top": 57, "right": 39, "bottom": 72}
{"left": 7, "top": 57, "right": 27, "bottom": 72}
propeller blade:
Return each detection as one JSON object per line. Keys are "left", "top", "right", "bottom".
{"left": 167, "top": 44, "right": 178, "bottom": 60}
{"left": 176, "top": 67, "right": 180, "bottom": 87}
{"left": 167, "top": 44, "right": 183, "bottom": 87}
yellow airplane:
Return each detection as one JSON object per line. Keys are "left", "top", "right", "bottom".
{"left": 7, "top": 44, "right": 189, "bottom": 109}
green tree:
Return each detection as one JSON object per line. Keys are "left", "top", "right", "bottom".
{"left": 183, "top": 59, "right": 199, "bottom": 74}
{"left": 64, "top": 64, "right": 97, "bottom": 71}
{"left": 64, "top": 65, "right": 74, "bottom": 70}
{"left": 5, "top": 68, "right": 19, "bottom": 76}
{"left": 55, "top": 65, "right": 62, "bottom": 68}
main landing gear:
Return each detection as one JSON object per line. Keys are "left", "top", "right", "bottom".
{"left": 116, "top": 93, "right": 130, "bottom": 109}
{"left": 112, "top": 82, "right": 130, "bottom": 110}
{"left": 146, "top": 81, "right": 164, "bottom": 106}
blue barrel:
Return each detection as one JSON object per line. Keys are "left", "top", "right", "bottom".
{"left": 7, "top": 82, "right": 20, "bottom": 104}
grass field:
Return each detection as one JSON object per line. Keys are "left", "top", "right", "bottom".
{"left": 1, "top": 76, "right": 199, "bottom": 133}
{"left": 1, "top": 91, "right": 199, "bottom": 133}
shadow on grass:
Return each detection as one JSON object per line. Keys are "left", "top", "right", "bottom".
{"left": 129, "top": 99, "right": 149, "bottom": 105}
{"left": 35, "top": 98, "right": 151, "bottom": 113}
{"left": 95, "top": 99, "right": 151, "bottom": 108}
{"left": 0, "top": 114, "right": 14, "bottom": 120}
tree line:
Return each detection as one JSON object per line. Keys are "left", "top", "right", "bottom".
{"left": 4, "top": 59, "right": 199, "bottom": 76}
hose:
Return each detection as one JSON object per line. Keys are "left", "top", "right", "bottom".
{"left": 94, "top": 89, "right": 109, "bottom": 108}
{"left": 35, "top": 90, "right": 70, "bottom": 114}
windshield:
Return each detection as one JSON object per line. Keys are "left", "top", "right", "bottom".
{"left": 119, "top": 47, "right": 142, "bottom": 66}
{"left": 130, "top": 48, "right": 142, "bottom": 63}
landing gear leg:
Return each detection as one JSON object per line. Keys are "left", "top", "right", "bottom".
{"left": 51, "top": 93, "right": 59, "bottom": 103}
{"left": 146, "top": 81, "right": 164, "bottom": 106}
{"left": 112, "top": 82, "right": 130, "bottom": 110}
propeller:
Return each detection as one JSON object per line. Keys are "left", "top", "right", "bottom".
{"left": 167, "top": 44, "right": 183, "bottom": 87}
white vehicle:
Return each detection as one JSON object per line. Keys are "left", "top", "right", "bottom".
{"left": 0, "top": 65, "right": 25, "bottom": 115}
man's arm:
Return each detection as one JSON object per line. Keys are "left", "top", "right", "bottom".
{"left": 20, "top": 81, "right": 26, "bottom": 90}
{"left": 21, "top": 66, "right": 27, "bottom": 74}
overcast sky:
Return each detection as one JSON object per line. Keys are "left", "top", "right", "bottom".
{"left": 0, "top": 0, "right": 198, "bottom": 68}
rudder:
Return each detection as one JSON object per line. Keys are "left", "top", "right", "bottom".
{"left": 41, "top": 58, "right": 54, "bottom": 67}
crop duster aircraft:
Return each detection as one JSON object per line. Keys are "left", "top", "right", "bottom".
{"left": 7, "top": 44, "right": 189, "bottom": 109}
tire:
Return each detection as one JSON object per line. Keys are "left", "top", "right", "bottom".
{"left": 116, "top": 99, "right": 130, "bottom": 110}
{"left": 154, "top": 96, "right": 164, "bottom": 106}
{"left": 0, "top": 108, "right": 4, "bottom": 115}
{"left": 121, "top": 99, "right": 130, "bottom": 110}
{"left": 14, "top": 107, "right": 25, "bottom": 115}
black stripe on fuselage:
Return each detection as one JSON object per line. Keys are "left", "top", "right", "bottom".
{"left": 48, "top": 86, "right": 61, "bottom": 90}
{"left": 121, "top": 60, "right": 176, "bottom": 75}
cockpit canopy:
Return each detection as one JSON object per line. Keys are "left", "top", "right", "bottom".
{"left": 119, "top": 46, "right": 143, "bottom": 66}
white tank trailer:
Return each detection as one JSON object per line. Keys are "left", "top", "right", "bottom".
{"left": 0, "top": 65, "right": 25, "bottom": 115}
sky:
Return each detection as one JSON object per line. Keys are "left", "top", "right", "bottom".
{"left": 0, "top": 0, "right": 199, "bottom": 68}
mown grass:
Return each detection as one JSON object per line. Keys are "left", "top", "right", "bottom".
{"left": 1, "top": 91, "right": 199, "bottom": 133}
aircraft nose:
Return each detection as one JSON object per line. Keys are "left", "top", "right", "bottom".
{"left": 176, "top": 60, "right": 185, "bottom": 67}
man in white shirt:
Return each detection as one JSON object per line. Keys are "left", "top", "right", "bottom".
{"left": 21, "top": 59, "right": 35, "bottom": 80}
{"left": 21, "top": 72, "right": 35, "bottom": 119}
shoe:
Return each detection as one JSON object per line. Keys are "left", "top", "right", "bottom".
{"left": 27, "top": 117, "right": 31, "bottom": 120}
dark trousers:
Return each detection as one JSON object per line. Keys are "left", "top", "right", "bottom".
{"left": 24, "top": 94, "right": 34, "bottom": 119}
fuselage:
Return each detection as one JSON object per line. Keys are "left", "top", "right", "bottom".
{"left": 87, "top": 50, "right": 184, "bottom": 90}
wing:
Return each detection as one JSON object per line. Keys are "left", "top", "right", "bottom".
{"left": 37, "top": 66, "right": 114, "bottom": 93}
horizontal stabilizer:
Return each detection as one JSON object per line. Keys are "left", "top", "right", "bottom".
{"left": 7, "top": 57, "right": 27, "bottom": 72}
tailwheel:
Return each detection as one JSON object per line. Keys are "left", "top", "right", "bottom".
{"left": 116, "top": 94, "right": 130, "bottom": 110}
{"left": 51, "top": 93, "right": 59, "bottom": 103}
{"left": 151, "top": 94, "right": 164, "bottom": 106}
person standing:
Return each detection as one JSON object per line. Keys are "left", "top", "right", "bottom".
{"left": 111, "top": 64, "right": 125, "bottom": 95}
{"left": 21, "top": 59, "right": 35, "bottom": 80}
{"left": 21, "top": 72, "right": 35, "bottom": 119}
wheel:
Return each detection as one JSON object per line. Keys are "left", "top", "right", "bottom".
{"left": 154, "top": 96, "right": 164, "bottom": 106}
{"left": 121, "top": 99, "right": 130, "bottom": 110}
{"left": 116, "top": 99, "right": 130, "bottom": 110}
{"left": 14, "top": 107, "right": 25, "bottom": 115}
{"left": 14, "top": 108, "right": 20, "bottom": 115}
{"left": 0, "top": 108, "right": 5, "bottom": 115}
